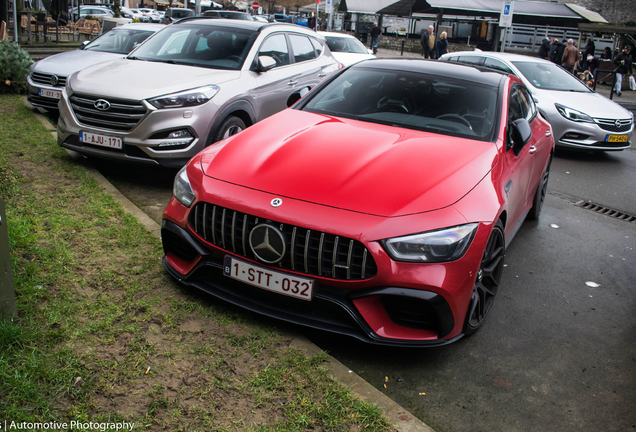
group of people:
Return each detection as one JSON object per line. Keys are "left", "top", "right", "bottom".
{"left": 419, "top": 25, "right": 449, "bottom": 59}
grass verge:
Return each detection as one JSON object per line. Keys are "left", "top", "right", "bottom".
{"left": 0, "top": 94, "right": 393, "bottom": 432}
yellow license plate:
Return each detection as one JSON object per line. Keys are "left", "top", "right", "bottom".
{"left": 606, "top": 134, "right": 628, "bottom": 143}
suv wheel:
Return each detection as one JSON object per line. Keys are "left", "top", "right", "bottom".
{"left": 213, "top": 116, "right": 246, "bottom": 142}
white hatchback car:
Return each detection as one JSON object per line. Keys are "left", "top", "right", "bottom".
{"left": 318, "top": 31, "right": 375, "bottom": 67}
{"left": 27, "top": 23, "right": 164, "bottom": 112}
{"left": 439, "top": 51, "right": 633, "bottom": 152}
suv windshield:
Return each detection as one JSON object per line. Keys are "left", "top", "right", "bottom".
{"left": 512, "top": 61, "right": 592, "bottom": 92}
{"left": 84, "top": 28, "right": 156, "bottom": 54}
{"left": 127, "top": 24, "right": 257, "bottom": 70}
{"left": 302, "top": 68, "right": 499, "bottom": 141}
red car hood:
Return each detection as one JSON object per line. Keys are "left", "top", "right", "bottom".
{"left": 201, "top": 110, "right": 498, "bottom": 217}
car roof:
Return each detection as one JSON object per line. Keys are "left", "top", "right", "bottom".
{"left": 318, "top": 31, "right": 357, "bottom": 39}
{"left": 445, "top": 51, "right": 554, "bottom": 64}
{"left": 117, "top": 23, "right": 165, "bottom": 31}
{"left": 351, "top": 58, "right": 508, "bottom": 87}
{"left": 174, "top": 17, "right": 318, "bottom": 33}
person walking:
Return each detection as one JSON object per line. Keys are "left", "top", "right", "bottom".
{"left": 613, "top": 45, "right": 633, "bottom": 97}
{"left": 562, "top": 39, "right": 579, "bottom": 73}
{"left": 436, "top": 31, "right": 449, "bottom": 59}
{"left": 369, "top": 22, "right": 381, "bottom": 54}
{"left": 420, "top": 25, "right": 436, "bottom": 59}
{"left": 583, "top": 37, "right": 596, "bottom": 69}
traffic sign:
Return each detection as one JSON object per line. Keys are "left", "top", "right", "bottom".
{"left": 251, "top": 1, "right": 259, "bottom": 10}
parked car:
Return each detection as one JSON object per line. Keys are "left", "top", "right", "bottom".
{"left": 69, "top": 5, "right": 113, "bottom": 22}
{"left": 202, "top": 10, "right": 254, "bottom": 20}
{"left": 318, "top": 31, "right": 375, "bottom": 66}
{"left": 160, "top": 59, "right": 555, "bottom": 346}
{"left": 27, "top": 23, "right": 164, "bottom": 112}
{"left": 57, "top": 18, "right": 340, "bottom": 167}
{"left": 126, "top": 8, "right": 150, "bottom": 22}
{"left": 161, "top": 7, "right": 194, "bottom": 24}
{"left": 439, "top": 51, "right": 634, "bottom": 152}
{"left": 137, "top": 8, "right": 161, "bottom": 23}
{"left": 272, "top": 13, "right": 287, "bottom": 22}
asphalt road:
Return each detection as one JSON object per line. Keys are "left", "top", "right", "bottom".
{"left": 90, "top": 143, "right": 636, "bottom": 432}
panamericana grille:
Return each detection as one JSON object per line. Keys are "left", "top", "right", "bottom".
{"left": 31, "top": 72, "right": 66, "bottom": 87}
{"left": 70, "top": 94, "right": 147, "bottom": 132}
{"left": 190, "top": 203, "right": 377, "bottom": 281}
{"left": 594, "top": 117, "right": 632, "bottom": 133}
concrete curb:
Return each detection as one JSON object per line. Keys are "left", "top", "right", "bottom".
{"left": 25, "top": 100, "right": 435, "bottom": 432}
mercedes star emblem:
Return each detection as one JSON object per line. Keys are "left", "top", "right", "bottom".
{"left": 271, "top": 198, "right": 283, "bottom": 207}
{"left": 94, "top": 99, "right": 111, "bottom": 111}
{"left": 249, "top": 224, "right": 286, "bottom": 264}
{"left": 49, "top": 75, "right": 58, "bottom": 86}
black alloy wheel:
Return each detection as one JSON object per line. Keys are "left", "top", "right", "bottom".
{"left": 464, "top": 220, "right": 505, "bottom": 335}
{"left": 528, "top": 157, "right": 552, "bottom": 220}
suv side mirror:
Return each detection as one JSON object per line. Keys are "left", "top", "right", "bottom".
{"left": 287, "top": 86, "right": 310, "bottom": 107}
{"left": 257, "top": 56, "right": 276, "bottom": 72}
{"left": 508, "top": 118, "right": 532, "bottom": 156}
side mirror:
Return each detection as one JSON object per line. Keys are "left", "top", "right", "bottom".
{"left": 80, "top": 40, "right": 91, "bottom": 50}
{"left": 257, "top": 56, "right": 276, "bottom": 72}
{"left": 287, "top": 86, "right": 310, "bottom": 107}
{"left": 508, "top": 118, "right": 532, "bottom": 155}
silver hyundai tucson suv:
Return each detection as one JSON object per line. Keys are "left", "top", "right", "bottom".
{"left": 57, "top": 18, "right": 341, "bottom": 167}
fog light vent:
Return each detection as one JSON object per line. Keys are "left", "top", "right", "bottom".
{"left": 574, "top": 200, "right": 636, "bottom": 223}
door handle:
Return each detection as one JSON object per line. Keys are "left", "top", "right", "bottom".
{"left": 529, "top": 145, "right": 537, "bottom": 154}
{"left": 545, "top": 130, "right": 552, "bottom": 137}
{"left": 318, "top": 72, "right": 327, "bottom": 77}
{"left": 288, "top": 81, "right": 298, "bottom": 86}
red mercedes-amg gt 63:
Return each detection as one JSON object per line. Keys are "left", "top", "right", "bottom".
{"left": 161, "top": 59, "right": 555, "bottom": 346}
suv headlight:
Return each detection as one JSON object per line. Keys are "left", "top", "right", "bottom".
{"left": 173, "top": 166, "right": 195, "bottom": 207}
{"left": 555, "top": 104, "right": 593, "bottom": 123}
{"left": 382, "top": 223, "right": 478, "bottom": 263}
{"left": 149, "top": 85, "right": 220, "bottom": 109}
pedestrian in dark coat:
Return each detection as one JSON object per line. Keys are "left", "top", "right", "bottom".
{"left": 555, "top": 40, "right": 566, "bottom": 65}
{"left": 420, "top": 25, "right": 436, "bottom": 59}
{"left": 549, "top": 38, "right": 559, "bottom": 63}
{"left": 537, "top": 37, "right": 550, "bottom": 59}
{"left": 436, "top": 31, "right": 448, "bottom": 58}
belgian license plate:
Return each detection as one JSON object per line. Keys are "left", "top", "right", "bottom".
{"left": 79, "top": 131, "right": 123, "bottom": 149}
{"left": 38, "top": 88, "right": 62, "bottom": 99}
{"left": 224, "top": 256, "right": 314, "bottom": 301}
{"left": 606, "top": 134, "right": 628, "bottom": 143}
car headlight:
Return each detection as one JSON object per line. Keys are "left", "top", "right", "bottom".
{"left": 148, "top": 85, "right": 220, "bottom": 109}
{"left": 555, "top": 104, "right": 593, "bottom": 123}
{"left": 382, "top": 223, "right": 478, "bottom": 263}
{"left": 173, "top": 166, "right": 195, "bottom": 207}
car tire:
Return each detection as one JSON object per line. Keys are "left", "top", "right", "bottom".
{"left": 464, "top": 220, "right": 505, "bottom": 336}
{"left": 527, "top": 157, "right": 551, "bottom": 221}
{"left": 213, "top": 116, "right": 246, "bottom": 143}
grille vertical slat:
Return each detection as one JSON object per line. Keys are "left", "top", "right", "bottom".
{"left": 190, "top": 203, "right": 377, "bottom": 280}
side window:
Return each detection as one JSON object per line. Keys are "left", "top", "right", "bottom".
{"left": 508, "top": 86, "right": 530, "bottom": 122}
{"left": 457, "top": 56, "right": 483, "bottom": 65}
{"left": 258, "top": 34, "right": 290, "bottom": 67}
{"left": 309, "top": 37, "right": 323, "bottom": 56}
{"left": 289, "top": 34, "right": 316, "bottom": 63}
{"left": 519, "top": 87, "right": 537, "bottom": 120}
{"left": 484, "top": 58, "right": 513, "bottom": 74}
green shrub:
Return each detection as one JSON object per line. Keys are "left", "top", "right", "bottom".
{"left": 0, "top": 40, "right": 33, "bottom": 94}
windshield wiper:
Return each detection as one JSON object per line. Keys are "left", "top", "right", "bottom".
{"left": 127, "top": 56, "right": 145, "bottom": 61}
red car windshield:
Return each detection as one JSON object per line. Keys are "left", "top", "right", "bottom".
{"left": 303, "top": 68, "right": 500, "bottom": 141}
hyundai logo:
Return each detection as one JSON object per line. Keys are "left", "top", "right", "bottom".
{"left": 49, "top": 75, "right": 58, "bottom": 86}
{"left": 94, "top": 99, "right": 111, "bottom": 111}
{"left": 249, "top": 224, "right": 286, "bottom": 264}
